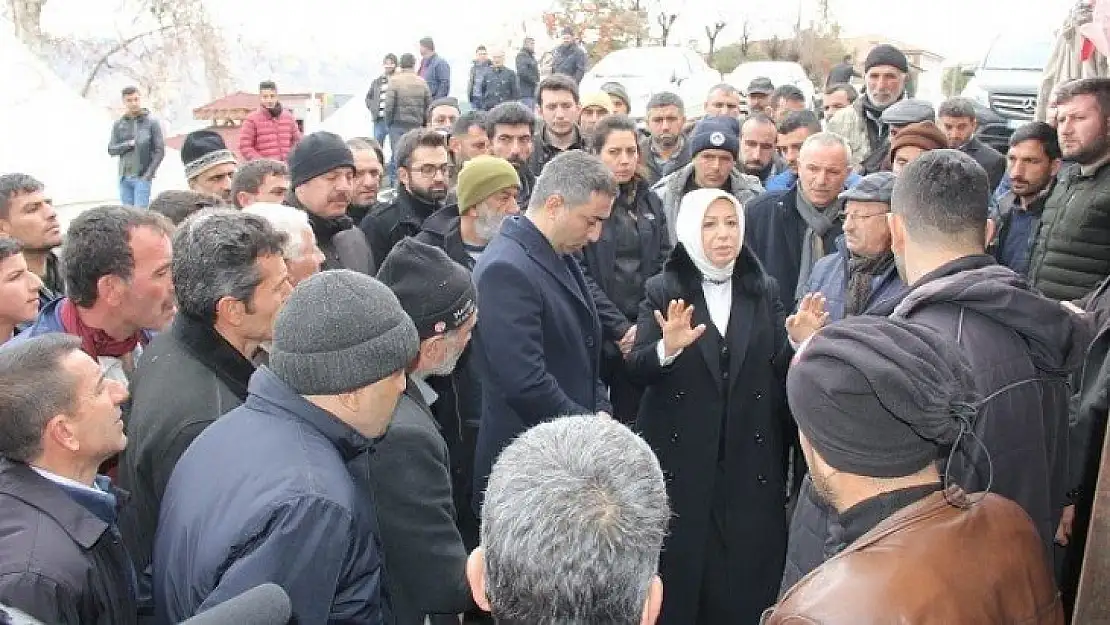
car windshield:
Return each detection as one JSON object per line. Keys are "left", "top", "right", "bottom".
{"left": 983, "top": 38, "right": 1053, "bottom": 71}
{"left": 590, "top": 48, "right": 680, "bottom": 78}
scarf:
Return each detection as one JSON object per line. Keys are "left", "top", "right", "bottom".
{"left": 795, "top": 191, "right": 843, "bottom": 301}
{"left": 845, "top": 251, "right": 895, "bottom": 316}
{"left": 675, "top": 188, "right": 745, "bottom": 283}
{"left": 306, "top": 211, "right": 355, "bottom": 244}
{"left": 266, "top": 102, "right": 283, "bottom": 118}
{"left": 59, "top": 298, "right": 145, "bottom": 359}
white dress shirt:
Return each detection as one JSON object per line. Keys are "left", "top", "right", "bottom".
{"left": 657, "top": 280, "right": 733, "bottom": 365}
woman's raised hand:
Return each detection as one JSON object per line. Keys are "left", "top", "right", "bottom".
{"left": 654, "top": 299, "right": 706, "bottom": 358}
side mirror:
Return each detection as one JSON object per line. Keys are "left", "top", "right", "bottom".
{"left": 962, "top": 66, "right": 977, "bottom": 78}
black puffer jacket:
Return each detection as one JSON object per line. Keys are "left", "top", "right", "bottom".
{"left": 780, "top": 255, "right": 1087, "bottom": 592}
{"left": 1029, "top": 161, "right": 1110, "bottom": 301}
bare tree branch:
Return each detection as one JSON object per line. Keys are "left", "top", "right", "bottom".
{"left": 79, "top": 23, "right": 173, "bottom": 96}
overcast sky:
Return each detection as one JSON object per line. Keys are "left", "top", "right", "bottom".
{"left": 44, "top": 0, "right": 1075, "bottom": 67}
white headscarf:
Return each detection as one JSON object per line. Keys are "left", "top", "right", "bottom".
{"left": 675, "top": 188, "right": 746, "bottom": 283}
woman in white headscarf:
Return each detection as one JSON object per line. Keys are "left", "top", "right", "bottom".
{"left": 626, "top": 187, "right": 793, "bottom": 625}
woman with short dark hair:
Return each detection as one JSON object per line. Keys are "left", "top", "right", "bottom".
{"left": 581, "top": 114, "right": 671, "bottom": 422}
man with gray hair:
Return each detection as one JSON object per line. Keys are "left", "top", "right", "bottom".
{"left": 119, "top": 210, "right": 291, "bottom": 614}
{"left": 705, "top": 83, "right": 743, "bottom": 120}
{"left": 471, "top": 151, "right": 618, "bottom": 509}
{"left": 243, "top": 202, "right": 325, "bottom": 286}
{"left": 746, "top": 131, "right": 852, "bottom": 305}
{"left": 467, "top": 415, "right": 668, "bottom": 625}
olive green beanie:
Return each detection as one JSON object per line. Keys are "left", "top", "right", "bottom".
{"left": 457, "top": 156, "right": 521, "bottom": 213}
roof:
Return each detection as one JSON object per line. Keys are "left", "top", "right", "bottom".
{"left": 192, "top": 91, "right": 317, "bottom": 122}
{"left": 165, "top": 125, "right": 243, "bottom": 159}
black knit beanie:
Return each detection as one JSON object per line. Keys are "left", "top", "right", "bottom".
{"left": 787, "top": 316, "right": 979, "bottom": 478}
{"left": 865, "top": 44, "right": 909, "bottom": 73}
{"left": 288, "top": 131, "right": 355, "bottom": 189}
{"left": 376, "top": 238, "right": 476, "bottom": 339}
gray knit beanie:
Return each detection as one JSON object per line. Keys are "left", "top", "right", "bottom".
{"left": 271, "top": 270, "right": 419, "bottom": 395}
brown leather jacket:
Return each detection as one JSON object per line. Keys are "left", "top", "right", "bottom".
{"left": 763, "top": 488, "right": 1063, "bottom": 625}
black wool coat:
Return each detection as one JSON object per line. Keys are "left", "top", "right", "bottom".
{"left": 627, "top": 244, "right": 792, "bottom": 625}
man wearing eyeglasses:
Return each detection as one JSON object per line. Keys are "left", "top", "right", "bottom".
{"left": 793, "top": 172, "right": 907, "bottom": 327}
{"left": 361, "top": 128, "right": 452, "bottom": 267}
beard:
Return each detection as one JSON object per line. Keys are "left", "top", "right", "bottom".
{"left": 423, "top": 341, "right": 465, "bottom": 377}
{"left": 654, "top": 133, "right": 679, "bottom": 150}
{"left": 474, "top": 208, "right": 508, "bottom": 241}
{"left": 410, "top": 184, "right": 448, "bottom": 204}
{"left": 743, "top": 160, "right": 767, "bottom": 176}
{"left": 1066, "top": 131, "right": 1110, "bottom": 165}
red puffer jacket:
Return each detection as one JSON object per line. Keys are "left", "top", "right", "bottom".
{"left": 239, "top": 104, "right": 302, "bottom": 161}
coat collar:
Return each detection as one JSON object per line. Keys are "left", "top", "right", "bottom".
{"left": 500, "top": 215, "right": 592, "bottom": 312}
{"left": 0, "top": 459, "right": 117, "bottom": 549}
{"left": 245, "top": 367, "right": 375, "bottom": 462}
{"left": 171, "top": 313, "right": 256, "bottom": 401}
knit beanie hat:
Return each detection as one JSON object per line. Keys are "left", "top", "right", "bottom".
{"left": 690, "top": 116, "right": 740, "bottom": 159}
{"left": 288, "top": 131, "right": 355, "bottom": 189}
{"left": 600, "top": 82, "right": 630, "bottom": 109}
{"left": 377, "top": 238, "right": 477, "bottom": 339}
{"left": 890, "top": 121, "right": 948, "bottom": 161}
{"left": 581, "top": 92, "right": 614, "bottom": 113}
{"left": 271, "top": 270, "right": 419, "bottom": 395}
{"left": 456, "top": 156, "right": 521, "bottom": 213}
{"left": 181, "top": 130, "right": 237, "bottom": 180}
{"left": 787, "top": 315, "right": 979, "bottom": 478}
{"left": 865, "top": 44, "right": 909, "bottom": 73}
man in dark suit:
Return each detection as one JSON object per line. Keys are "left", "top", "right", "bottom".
{"left": 470, "top": 151, "right": 618, "bottom": 508}
{"left": 938, "top": 97, "right": 1007, "bottom": 191}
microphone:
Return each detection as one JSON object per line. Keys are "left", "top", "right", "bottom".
{"left": 179, "top": 583, "right": 292, "bottom": 625}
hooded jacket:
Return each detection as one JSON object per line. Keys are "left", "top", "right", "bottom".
{"left": 780, "top": 255, "right": 1087, "bottom": 591}
{"left": 385, "top": 71, "right": 432, "bottom": 129}
{"left": 651, "top": 162, "right": 764, "bottom": 245}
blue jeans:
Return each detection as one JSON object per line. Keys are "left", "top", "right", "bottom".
{"left": 373, "top": 119, "right": 388, "bottom": 145}
{"left": 119, "top": 176, "right": 152, "bottom": 208}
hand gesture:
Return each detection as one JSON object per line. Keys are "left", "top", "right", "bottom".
{"left": 786, "top": 293, "right": 830, "bottom": 345}
{"left": 654, "top": 299, "right": 706, "bottom": 359}
{"left": 618, "top": 325, "right": 637, "bottom": 356}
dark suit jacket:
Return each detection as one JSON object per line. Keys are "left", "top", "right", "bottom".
{"left": 471, "top": 216, "right": 609, "bottom": 505}
{"left": 964, "top": 137, "right": 1007, "bottom": 191}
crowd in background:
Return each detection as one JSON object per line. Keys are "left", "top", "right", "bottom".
{"left": 0, "top": 35, "right": 1108, "bottom": 625}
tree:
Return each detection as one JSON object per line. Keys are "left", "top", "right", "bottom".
{"left": 657, "top": 12, "right": 677, "bottom": 46}
{"left": 10, "top": 0, "right": 231, "bottom": 108}
{"left": 943, "top": 66, "right": 972, "bottom": 97}
{"left": 766, "top": 35, "right": 785, "bottom": 61}
{"left": 705, "top": 20, "right": 726, "bottom": 63}
{"left": 738, "top": 20, "right": 752, "bottom": 58}
{"left": 546, "top": 0, "right": 650, "bottom": 62}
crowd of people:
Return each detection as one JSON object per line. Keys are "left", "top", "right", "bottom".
{"left": 0, "top": 37, "right": 1107, "bottom": 625}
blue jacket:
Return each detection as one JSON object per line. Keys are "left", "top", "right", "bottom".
{"left": 470, "top": 216, "right": 609, "bottom": 506}
{"left": 801, "top": 236, "right": 907, "bottom": 321}
{"left": 419, "top": 54, "right": 452, "bottom": 99}
{"left": 765, "top": 170, "right": 863, "bottom": 193}
{"left": 153, "top": 367, "right": 389, "bottom": 624}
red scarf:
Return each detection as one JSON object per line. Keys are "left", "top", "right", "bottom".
{"left": 58, "top": 298, "right": 144, "bottom": 359}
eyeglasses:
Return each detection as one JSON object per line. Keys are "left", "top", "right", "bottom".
{"left": 411, "top": 163, "right": 454, "bottom": 178}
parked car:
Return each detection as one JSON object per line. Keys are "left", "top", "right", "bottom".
{"left": 726, "top": 61, "right": 818, "bottom": 115}
{"left": 961, "top": 32, "right": 1054, "bottom": 152}
{"left": 579, "top": 46, "right": 722, "bottom": 120}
